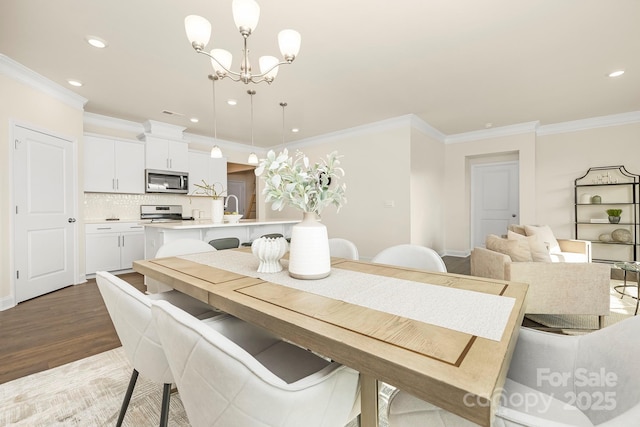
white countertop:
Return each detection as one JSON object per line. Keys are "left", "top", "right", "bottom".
{"left": 142, "top": 219, "right": 299, "bottom": 230}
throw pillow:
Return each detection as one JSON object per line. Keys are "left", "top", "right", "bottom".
{"left": 486, "top": 234, "right": 532, "bottom": 262}
{"left": 507, "top": 230, "right": 552, "bottom": 262}
{"left": 507, "top": 224, "right": 526, "bottom": 236}
{"left": 524, "top": 225, "right": 561, "bottom": 253}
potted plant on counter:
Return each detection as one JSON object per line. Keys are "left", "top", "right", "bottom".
{"left": 606, "top": 208, "right": 622, "bottom": 224}
{"left": 191, "top": 180, "right": 227, "bottom": 223}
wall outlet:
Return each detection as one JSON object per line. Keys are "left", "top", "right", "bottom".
{"left": 384, "top": 200, "right": 395, "bottom": 208}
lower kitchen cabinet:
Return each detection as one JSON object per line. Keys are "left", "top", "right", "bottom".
{"left": 85, "top": 222, "right": 145, "bottom": 274}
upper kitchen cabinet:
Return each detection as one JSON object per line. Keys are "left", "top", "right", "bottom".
{"left": 84, "top": 134, "right": 145, "bottom": 194}
{"left": 144, "top": 136, "right": 189, "bottom": 172}
{"left": 188, "top": 150, "right": 227, "bottom": 195}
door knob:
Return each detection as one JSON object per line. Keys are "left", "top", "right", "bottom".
{"left": 512, "top": 214, "right": 517, "bottom": 218}
{"left": 68, "top": 218, "right": 77, "bottom": 223}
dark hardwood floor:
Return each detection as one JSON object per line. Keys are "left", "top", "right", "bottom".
{"left": 1, "top": 255, "right": 528, "bottom": 385}
{"left": 0, "top": 272, "right": 144, "bottom": 384}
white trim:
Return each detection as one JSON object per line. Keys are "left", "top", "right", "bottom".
{"left": 0, "top": 294, "right": 15, "bottom": 311}
{"left": 0, "top": 54, "right": 87, "bottom": 110}
{"left": 183, "top": 131, "right": 263, "bottom": 155}
{"left": 286, "top": 115, "right": 421, "bottom": 150}
{"left": 536, "top": 111, "right": 640, "bottom": 136}
{"left": 442, "top": 249, "right": 471, "bottom": 258}
{"left": 409, "top": 115, "right": 446, "bottom": 142}
{"left": 84, "top": 112, "right": 144, "bottom": 134}
{"left": 446, "top": 121, "right": 539, "bottom": 144}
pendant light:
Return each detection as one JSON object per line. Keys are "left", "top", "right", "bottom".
{"left": 247, "top": 89, "right": 259, "bottom": 164}
{"left": 209, "top": 74, "right": 223, "bottom": 158}
{"left": 279, "top": 102, "right": 287, "bottom": 151}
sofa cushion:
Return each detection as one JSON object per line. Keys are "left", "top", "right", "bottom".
{"left": 486, "top": 234, "right": 532, "bottom": 262}
{"left": 508, "top": 230, "right": 552, "bottom": 262}
{"left": 524, "top": 225, "right": 561, "bottom": 253}
{"left": 550, "top": 251, "right": 589, "bottom": 263}
{"left": 507, "top": 224, "right": 527, "bottom": 236}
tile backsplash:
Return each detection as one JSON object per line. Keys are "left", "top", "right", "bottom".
{"left": 83, "top": 192, "right": 215, "bottom": 222}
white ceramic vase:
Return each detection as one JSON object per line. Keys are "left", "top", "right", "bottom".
{"left": 211, "top": 198, "right": 224, "bottom": 223}
{"left": 288, "top": 212, "right": 331, "bottom": 279}
{"left": 251, "top": 236, "right": 289, "bottom": 273}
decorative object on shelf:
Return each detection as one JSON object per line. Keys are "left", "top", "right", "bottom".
{"left": 190, "top": 180, "right": 227, "bottom": 223}
{"left": 575, "top": 165, "right": 639, "bottom": 263}
{"left": 580, "top": 193, "right": 592, "bottom": 204}
{"left": 606, "top": 208, "right": 622, "bottom": 224}
{"left": 255, "top": 149, "right": 346, "bottom": 279}
{"left": 599, "top": 233, "right": 613, "bottom": 242}
{"left": 612, "top": 228, "right": 632, "bottom": 243}
{"left": 184, "top": 0, "right": 301, "bottom": 85}
{"left": 251, "top": 236, "right": 288, "bottom": 273}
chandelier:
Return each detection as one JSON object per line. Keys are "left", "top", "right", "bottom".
{"left": 185, "top": 0, "right": 301, "bottom": 85}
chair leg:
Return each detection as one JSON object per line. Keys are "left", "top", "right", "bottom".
{"left": 117, "top": 369, "right": 139, "bottom": 427}
{"left": 159, "top": 383, "right": 172, "bottom": 427}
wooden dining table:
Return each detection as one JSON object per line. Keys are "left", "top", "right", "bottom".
{"left": 134, "top": 249, "right": 528, "bottom": 427}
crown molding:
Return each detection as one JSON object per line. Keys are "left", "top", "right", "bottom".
{"left": 83, "top": 112, "right": 144, "bottom": 134}
{"left": 0, "top": 54, "right": 87, "bottom": 110}
{"left": 183, "top": 132, "right": 263, "bottom": 155}
{"left": 445, "top": 121, "right": 540, "bottom": 144}
{"left": 536, "top": 111, "right": 640, "bottom": 136}
{"left": 409, "top": 115, "right": 447, "bottom": 142}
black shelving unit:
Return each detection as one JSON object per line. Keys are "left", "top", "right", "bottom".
{"left": 574, "top": 166, "right": 639, "bottom": 263}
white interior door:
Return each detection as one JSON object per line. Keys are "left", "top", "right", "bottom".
{"left": 13, "top": 125, "right": 76, "bottom": 303}
{"left": 471, "top": 162, "right": 519, "bottom": 248}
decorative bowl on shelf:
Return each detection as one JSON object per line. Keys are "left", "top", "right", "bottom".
{"left": 223, "top": 214, "right": 243, "bottom": 223}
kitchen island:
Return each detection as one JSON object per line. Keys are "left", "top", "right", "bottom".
{"left": 143, "top": 219, "right": 298, "bottom": 259}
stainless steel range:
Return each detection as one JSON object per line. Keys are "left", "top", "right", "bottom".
{"left": 140, "top": 205, "right": 183, "bottom": 222}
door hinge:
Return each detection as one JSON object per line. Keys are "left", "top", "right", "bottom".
{"left": 14, "top": 139, "right": 20, "bottom": 149}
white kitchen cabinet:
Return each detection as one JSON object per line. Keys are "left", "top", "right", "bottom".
{"left": 85, "top": 222, "right": 145, "bottom": 274}
{"left": 84, "top": 135, "right": 145, "bottom": 193}
{"left": 188, "top": 150, "right": 227, "bottom": 195}
{"left": 145, "top": 137, "right": 189, "bottom": 172}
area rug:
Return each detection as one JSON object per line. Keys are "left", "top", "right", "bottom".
{"left": 526, "top": 279, "right": 637, "bottom": 333}
{"left": 0, "top": 346, "right": 373, "bottom": 426}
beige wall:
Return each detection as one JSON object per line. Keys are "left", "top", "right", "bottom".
{"left": 535, "top": 123, "right": 640, "bottom": 240}
{"left": 261, "top": 124, "right": 412, "bottom": 260}
{"left": 444, "top": 132, "right": 537, "bottom": 254}
{"left": 410, "top": 127, "right": 446, "bottom": 252}
{"left": 0, "top": 74, "right": 84, "bottom": 305}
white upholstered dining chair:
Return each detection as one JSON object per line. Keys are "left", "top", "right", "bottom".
{"left": 151, "top": 299, "right": 361, "bottom": 427}
{"left": 96, "top": 271, "right": 220, "bottom": 427}
{"left": 328, "top": 237, "right": 359, "bottom": 260}
{"left": 387, "top": 316, "right": 640, "bottom": 426}
{"left": 147, "top": 238, "right": 216, "bottom": 293}
{"left": 371, "top": 244, "right": 447, "bottom": 272}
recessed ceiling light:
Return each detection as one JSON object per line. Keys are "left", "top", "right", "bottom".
{"left": 291, "top": 128, "right": 300, "bottom": 133}
{"left": 67, "top": 79, "right": 83, "bottom": 87}
{"left": 190, "top": 117, "right": 199, "bottom": 123}
{"left": 608, "top": 70, "right": 625, "bottom": 78}
{"left": 227, "top": 99, "right": 237, "bottom": 106}
{"left": 85, "top": 36, "right": 108, "bottom": 49}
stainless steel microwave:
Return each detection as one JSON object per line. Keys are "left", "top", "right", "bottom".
{"left": 145, "top": 169, "right": 189, "bottom": 194}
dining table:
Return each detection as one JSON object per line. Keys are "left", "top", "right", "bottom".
{"left": 133, "top": 249, "right": 528, "bottom": 427}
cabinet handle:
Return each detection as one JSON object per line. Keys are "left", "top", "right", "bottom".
{"left": 167, "top": 158, "right": 170, "bottom": 169}
{"left": 116, "top": 178, "right": 119, "bottom": 190}
{"left": 97, "top": 227, "right": 112, "bottom": 230}
{"left": 169, "top": 158, "right": 173, "bottom": 169}
{"left": 112, "top": 178, "right": 116, "bottom": 190}
{"left": 121, "top": 235, "right": 125, "bottom": 247}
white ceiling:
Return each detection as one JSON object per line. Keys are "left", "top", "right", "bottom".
{"left": 1, "top": 0, "right": 638, "bottom": 147}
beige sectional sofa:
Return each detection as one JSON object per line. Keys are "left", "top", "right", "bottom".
{"left": 470, "top": 225, "right": 611, "bottom": 328}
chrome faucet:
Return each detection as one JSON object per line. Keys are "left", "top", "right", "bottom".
{"left": 225, "top": 194, "right": 239, "bottom": 213}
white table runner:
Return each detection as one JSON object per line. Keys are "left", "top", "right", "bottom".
{"left": 179, "top": 251, "right": 515, "bottom": 341}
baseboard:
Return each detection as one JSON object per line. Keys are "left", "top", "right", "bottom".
{"left": 0, "top": 294, "right": 16, "bottom": 311}
{"left": 442, "top": 249, "right": 471, "bottom": 258}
